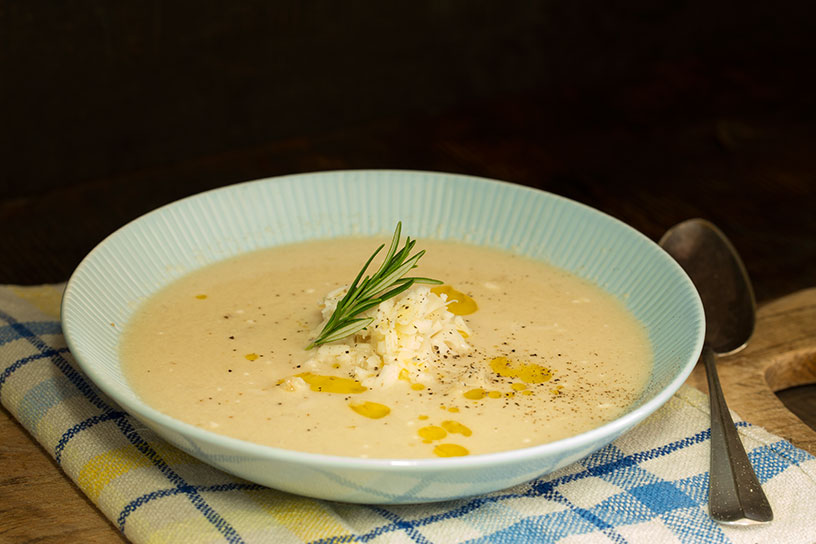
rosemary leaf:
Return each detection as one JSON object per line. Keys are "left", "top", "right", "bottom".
{"left": 306, "top": 222, "right": 441, "bottom": 349}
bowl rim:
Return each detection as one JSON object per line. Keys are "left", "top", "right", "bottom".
{"left": 61, "top": 168, "right": 705, "bottom": 471}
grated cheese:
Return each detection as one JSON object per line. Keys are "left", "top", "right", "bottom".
{"left": 305, "top": 285, "right": 472, "bottom": 388}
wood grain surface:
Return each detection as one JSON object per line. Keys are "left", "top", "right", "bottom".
{"left": 685, "top": 289, "right": 816, "bottom": 455}
{"left": 2, "top": 289, "right": 814, "bottom": 543}
{"left": 0, "top": 411, "right": 127, "bottom": 544}
{"left": 1, "top": 4, "right": 814, "bottom": 541}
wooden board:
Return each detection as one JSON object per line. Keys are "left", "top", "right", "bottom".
{"left": 1, "top": 289, "right": 814, "bottom": 542}
{"left": 686, "top": 288, "right": 816, "bottom": 454}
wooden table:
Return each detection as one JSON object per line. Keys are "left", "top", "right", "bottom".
{"left": 2, "top": 4, "right": 815, "bottom": 541}
{"left": 3, "top": 107, "right": 816, "bottom": 544}
{"left": 3, "top": 119, "right": 816, "bottom": 543}
{"left": 2, "top": 289, "right": 814, "bottom": 543}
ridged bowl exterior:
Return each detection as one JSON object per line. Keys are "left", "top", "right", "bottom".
{"left": 62, "top": 170, "right": 705, "bottom": 503}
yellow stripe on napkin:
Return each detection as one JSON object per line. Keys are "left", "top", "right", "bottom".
{"left": 78, "top": 442, "right": 199, "bottom": 501}
{"left": 143, "top": 519, "right": 227, "bottom": 544}
{"left": 248, "top": 491, "right": 355, "bottom": 542}
{"left": 10, "top": 285, "right": 63, "bottom": 318}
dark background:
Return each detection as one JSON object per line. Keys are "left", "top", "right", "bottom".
{"left": 1, "top": 1, "right": 814, "bottom": 302}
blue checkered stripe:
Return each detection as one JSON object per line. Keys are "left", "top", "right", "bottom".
{"left": 0, "top": 307, "right": 260, "bottom": 543}
{"left": 1, "top": 288, "right": 814, "bottom": 544}
{"left": 305, "top": 433, "right": 810, "bottom": 544}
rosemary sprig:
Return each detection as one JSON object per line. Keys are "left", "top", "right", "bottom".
{"left": 306, "top": 222, "right": 441, "bottom": 349}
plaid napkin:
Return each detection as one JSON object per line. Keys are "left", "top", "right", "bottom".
{"left": 2, "top": 284, "right": 815, "bottom": 544}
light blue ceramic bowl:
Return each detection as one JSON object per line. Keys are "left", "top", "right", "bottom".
{"left": 62, "top": 170, "right": 704, "bottom": 504}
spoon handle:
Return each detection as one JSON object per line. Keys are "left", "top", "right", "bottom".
{"left": 703, "top": 345, "right": 774, "bottom": 524}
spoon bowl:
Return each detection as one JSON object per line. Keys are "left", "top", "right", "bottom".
{"left": 660, "top": 219, "right": 756, "bottom": 355}
{"left": 660, "top": 218, "right": 773, "bottom": 524}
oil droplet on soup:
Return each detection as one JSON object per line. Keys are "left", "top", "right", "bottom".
{"left": 434, "top": 443, "right": 469, "bottom": 457}
{"left": 431, "top": 285, "right": 478, "bottom": 315}
{"left": 349, "top": 401, "right": 391, "bottom": 419}
{"left": 295, "top": 373, "right": 366, "bottom": 394}
{"left": 464, "top": 388, "right": 486, "bottom": 400}
{"left": 418, "top": 425, "right": 447, "bottom": 442}
{"left": 490, "top": 356, "right": 552, "bottom": 384}
{"left": 441, "top": 420, "right": 472, "bottom": 437}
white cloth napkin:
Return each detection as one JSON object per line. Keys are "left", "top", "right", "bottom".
{"left": 2, "top": 284, "right": 815, "bottom": 543}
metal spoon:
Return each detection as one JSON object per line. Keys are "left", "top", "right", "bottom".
{"left": 659, "top": 218, "right": 773, "bottom": 525}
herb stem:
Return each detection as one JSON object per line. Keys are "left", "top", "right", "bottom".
{"left": 306, "top": 222, "right": 441, "bottom": 349}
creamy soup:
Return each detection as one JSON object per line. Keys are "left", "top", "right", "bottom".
{"left": 121, "top": 237, "right": 652, "bottom": 458}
